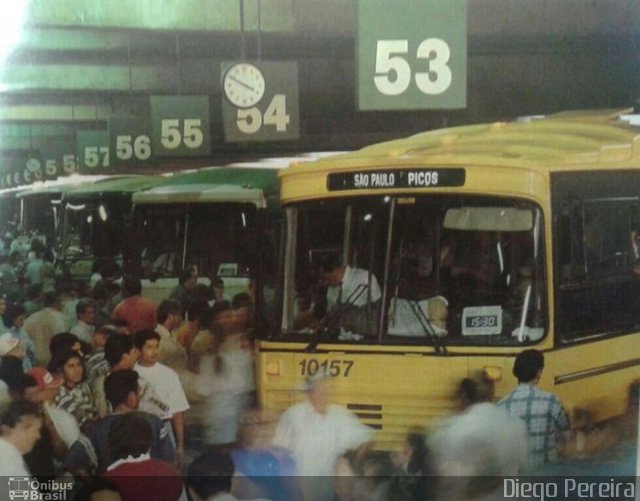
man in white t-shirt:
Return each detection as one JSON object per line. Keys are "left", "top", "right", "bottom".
{"left": 134, "top": 329, "right": 190, "bottom": 466}
{"left": 0, "top": 399, "right": 43, "bottom": 477}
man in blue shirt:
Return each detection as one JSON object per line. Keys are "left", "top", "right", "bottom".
{"left": 498, "top": 349, "right": 570, "bottom": 471}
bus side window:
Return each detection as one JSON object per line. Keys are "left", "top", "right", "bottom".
{"left": 557, "top": 199, "right": 640, "bottom": 341}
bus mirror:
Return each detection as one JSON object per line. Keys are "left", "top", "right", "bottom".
{"left": 443, "top": 207, "right": 533, "bottom": 232}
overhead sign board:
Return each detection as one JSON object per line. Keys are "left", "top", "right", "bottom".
{"left": 149, "top": 96, "right": 212, "bottom": 157}
{"left": 221, "top": 61, "right": 300, "bottom": 142}
{"left": 77, "top": 130, "right": 110, "bottom": 172}
{"left": 108, "top": 117, "right": 152, "bottom": 168}
{"left": 358, "top": 0, "right": 467, "bottom": 110}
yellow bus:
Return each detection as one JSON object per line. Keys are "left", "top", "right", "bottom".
{"left": 256, "top": 109, "right": 640, "bottom": 449}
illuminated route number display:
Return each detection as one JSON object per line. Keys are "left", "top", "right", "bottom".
{"left": 327, "top": 168, "right": 465, "bottom": 191}
{"left": 298, "top": 359, "right": 354, "bottom": 378}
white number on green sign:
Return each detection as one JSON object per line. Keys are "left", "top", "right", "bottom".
{"left": 63, "top": 154, "right": 78, "bottom": 174}
{"left": 116, "top": 135, "right": 151, "bottom": 161}
{"left": 236, "top": 94, "right": 290, "bottom": 134}
{"left": 45, "top": 159, "right": 57, "bottom": 176}
{"left": 84, "top": 147, "right": 109, "bottom": 168}
{"left": 160, "top": 119, "right": 204, "bottom": 149}
{"left": 374, "top": 38, "right": 452, "bottom": 96}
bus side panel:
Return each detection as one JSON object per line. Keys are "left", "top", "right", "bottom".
{"left": 543, "top": 333, "right": 640, "bottom": 423}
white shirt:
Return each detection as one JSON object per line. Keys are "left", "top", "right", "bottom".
{"left": 135, "top": 362, "right": 190, "bottom": 420}
{"left": 0, "top": 437, "right": 31, "bottom": 477}
{"left": 327, "top": 266, "right": 381, "bottom": 308}
{"left": 70, "top": 320, "right": 94, "bottom": 344}
{"left": 272, "top": 401, "right": 373, "bottom": 477}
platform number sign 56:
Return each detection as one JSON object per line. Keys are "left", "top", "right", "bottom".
{"left": 236, "top": 95, "right": 290, "bottom": 134}
{"left": 115, "top": 135, "right": 151, "bottom": 161}
{"left": 375, "top": 39, "right": 452, "bottom": 96}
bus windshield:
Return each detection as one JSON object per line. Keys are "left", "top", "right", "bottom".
{"left": 62, "top": 198, "right": 133, "bottom": 263}
{"left": 284, "top": 195, "right": 547, "bottom": 346}
{"left": 136, "top": 203, "right": 258, "bottom": 280}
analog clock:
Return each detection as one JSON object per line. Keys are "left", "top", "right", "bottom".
{"left": 223, "top": 63, "right": 266, "bottom": 108}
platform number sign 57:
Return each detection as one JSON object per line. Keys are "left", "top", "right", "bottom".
{"left": 357, "top": 0, "right": 466, "bottom": 111}
{"left": 374, "top": 39, "right": 452, "bottom": 96}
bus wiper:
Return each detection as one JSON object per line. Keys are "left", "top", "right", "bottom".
{"left": 305, "top": 284, "right": 368, "bottom": 352}
{"left": 407, "top": 300, "right": 448, "bottom": 355}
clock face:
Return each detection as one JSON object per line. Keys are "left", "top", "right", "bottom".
{"left": 223, "top": 63, "right": 266, "bottom": 108}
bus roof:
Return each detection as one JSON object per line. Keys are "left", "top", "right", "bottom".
{"left": 16, "top": 175, "right": 112, "bottom": 199}
{"left": 280, "top": 109, "right": 640, "bottom": 182}
{"left": 63, "top": 175, "right": 162, "bottom": 200}
{"left": 132, "top": 167, "right": 280, "bottom": 206}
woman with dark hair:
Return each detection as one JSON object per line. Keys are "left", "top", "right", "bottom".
{"left": 51, "top": 348, "right": 97, "bottom": 431}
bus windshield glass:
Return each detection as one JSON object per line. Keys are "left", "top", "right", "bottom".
{"left": 137, "top": 203, "right": 258, "bottom": 279}
{"left": 62, "top": 199, "right": 133, "bottom": 263}
{"left": 284, "top": 195, "right": 547, "bottom": 346}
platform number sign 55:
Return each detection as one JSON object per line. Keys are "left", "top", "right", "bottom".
{"left": 375, "top": 39, "right": 452, "bottom": 96}
{"left": 161, "top": 119, "right": 204, "bottom": 149}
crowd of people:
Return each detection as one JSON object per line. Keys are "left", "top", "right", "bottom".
{"left": 0, "top": 236, "right": 636, "bottom": 501}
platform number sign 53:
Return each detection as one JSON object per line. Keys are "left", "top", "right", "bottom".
{"left": 374, "top": 39, "right": 452, "bottom": 96}
{"left": 357, "top": 0, "right": 466, "bottom": 111}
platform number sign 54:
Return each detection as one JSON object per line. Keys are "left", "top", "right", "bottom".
{"left": 236, "top": 95, "right": 290, "bottom": 134}
{"left": 221, "top": 61, "right": 300, "bottom": 143}
{"left": 374, "top": 39, "right": 452, "bottom": 96}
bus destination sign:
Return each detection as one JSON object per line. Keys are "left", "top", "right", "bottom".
{"left": 327, "top": 168, "right": 465, "bottom": 191}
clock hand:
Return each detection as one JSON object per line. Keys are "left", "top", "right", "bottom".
{"left": 228, "top": 74, "right": 256, "bottom": 92}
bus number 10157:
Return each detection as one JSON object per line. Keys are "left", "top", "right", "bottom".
{"left": 298, "top": 359, "right": 354, "bottom": 377}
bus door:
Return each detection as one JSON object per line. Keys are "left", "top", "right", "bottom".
{"left": 548, "top": 194, "right": 640, "bottom": 422}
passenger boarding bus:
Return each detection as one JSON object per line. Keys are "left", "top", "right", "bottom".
{"left": 131, "top": 166, "right": 282, "bottom": 305}
{"left": 256, "top": 109, "right": 640, "bottom": 449}
{"left": 59, "top": 175, "right": 161, "bottom": 281}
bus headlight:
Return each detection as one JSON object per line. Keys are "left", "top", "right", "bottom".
{"left": 483, "top": 366, "right": 502, "bottom": 381}
{"left": 266, "top": 360, "right": 281, "bottom": 376}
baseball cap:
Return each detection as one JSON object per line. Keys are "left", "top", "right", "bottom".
{"left": 0, "top": 333, "right": 19, "bottom": 357}
{"left": 26, "top": 367, "right": 63, "bottom": 390}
